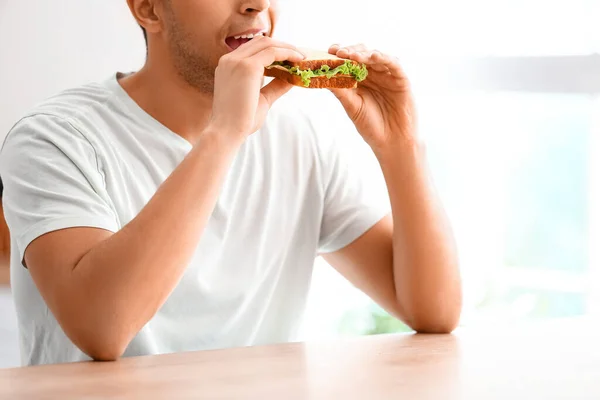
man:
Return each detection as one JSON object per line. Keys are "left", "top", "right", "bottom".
{"left": 0, "top": 0, "right": 462, "bottom": 366}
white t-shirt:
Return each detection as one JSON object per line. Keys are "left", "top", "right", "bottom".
{"left": 0, "top": 74, "right": 388, "bottom": 366}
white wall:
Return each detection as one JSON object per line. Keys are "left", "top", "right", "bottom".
{"left": 0, "top": 0, "right": 146, "bottom": 368}
{"left": 0, "top": 0, "right": 146, "bottom": 139}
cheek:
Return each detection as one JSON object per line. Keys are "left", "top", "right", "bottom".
{"left": 176, "top": 4, "right": 225, "bottom": 38}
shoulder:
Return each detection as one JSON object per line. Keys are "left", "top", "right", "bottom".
{"left": 2, "top": 112, "right": 93, "bottom": 165}
{"left": 23, "top": 80, "right": 114, "bottom": 123}
{"left": 1, "top": 79, "right": 116, "bottom": 157}
{"left": 5, "top": 78, "right": 115, "bottom": 142}
{"left": 0, "top": 109, "right": 103, "bottom": 182}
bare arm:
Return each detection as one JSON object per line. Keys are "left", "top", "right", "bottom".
{"left": 23, "top": 37, "right": 304, "bottom": 361}
{"left": 379, "top": 144, "right": 461, "bottom": 332}
{"left": 324, "top": 44, "right": 462, "bottom": 333}
{"left": 26, "top": 132, "right": 242, "bottom": 360}
{"left": 324, "top": 144, "right": 462, "bottom": 333}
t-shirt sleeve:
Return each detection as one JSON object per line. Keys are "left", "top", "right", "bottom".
{"left": 0, "top": 114, "right": 120, "bottom": 262}
{"left": 314, "top": 112, "right": 391, "bottom": 254}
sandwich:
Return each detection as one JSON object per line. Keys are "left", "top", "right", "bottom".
{"left": 265, "top": 49, "right": 368, "bottom": 89}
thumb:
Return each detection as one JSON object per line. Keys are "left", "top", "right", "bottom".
{"left": 260, "top": 78, "right": 294, "bottom": 108}
{"left": 254, "top": 78, "right": 294, "bottom": 132}
{"left": 330, "top": 88, "right": 361, "bottom": 120}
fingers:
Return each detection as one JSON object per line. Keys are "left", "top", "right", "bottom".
{"left": 253, "top": 46, "right": 305, "bottom": 67}
{"left": 261, "top": 78, "right": 294, "bottom": 108}
{"left": 329, "top": 87, "right": 361, "bottom": 121}
{"left": 332, "top": 43, "right": 369, "bottom": 61}
{"left": 226, "top": 36, "right": 305, "bottom": 67}
{"left": 363, "top": 51, "right": 387, "bottom": 72}
{"left": 370, "top": 51, "right": 405, "bottom": 78}
{"left": 330, "top": 44, "right": 406, "bottom": 78}
{"left": 233, "top": 36, "right": 305, "bottom": 60}
{"left": 329, "top": 87, "right": 352, "bottom": 105}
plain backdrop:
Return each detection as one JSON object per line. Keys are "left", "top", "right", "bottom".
{"left": 0, "top": 0, "right": 144, "bottom": 368}
{"left": 0, "top": 1, "right": 146, "bottom": 139}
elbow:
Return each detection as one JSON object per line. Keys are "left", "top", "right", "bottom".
{"left": 410, "top": 318, "right": 459, "bottom": 334}
{"left": 54, "top": 299, "right": 143, "bottom": 362}
{"left": 68, "top": 327, "right": 130, "bottom": 362}
{"left": 85, "top": 345, "right": 125, "bottom": 362}
{"left": 403, "top": 297, "right": 463, "bottom": 334}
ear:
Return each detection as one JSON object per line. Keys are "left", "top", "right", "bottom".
{"left": 126, "top": 0, "right": 162, "bottom": 35}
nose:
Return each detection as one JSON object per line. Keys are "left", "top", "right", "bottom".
{"left": 240, "top": 0, "right": 270, "bottom": 14}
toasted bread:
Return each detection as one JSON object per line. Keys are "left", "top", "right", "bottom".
{"left": 265, "top": 67, "right": 358, "bottom": 89}
{"left": 264, "top": 49, "right": 365, "bottom": 89}
{"left": 284, "top": 49, "right": 353, "bottom": 70}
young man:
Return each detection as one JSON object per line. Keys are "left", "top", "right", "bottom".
{"left": 0, "top": 0, "right": 462, "bottom": 366}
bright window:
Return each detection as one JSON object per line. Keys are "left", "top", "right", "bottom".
{"left": 279, "top": 0, "right": 600, "bottom": 337}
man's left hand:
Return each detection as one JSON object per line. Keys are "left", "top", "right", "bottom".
{"left": 328, "top": 44, "right": 417, "bottom": 153}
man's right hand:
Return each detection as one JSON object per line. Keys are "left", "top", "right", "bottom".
{"left": 209, "top": 37, "right": 305, "bottom": 139}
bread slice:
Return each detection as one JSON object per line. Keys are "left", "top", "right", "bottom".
{"left": 265, "top": 67, "right": 358, "bottom": 89}
{"left": 264, "top": 48, "right": 364, "bottom": 89}
{"left": 284, "top": 49, "right": 350, "bottom": 70}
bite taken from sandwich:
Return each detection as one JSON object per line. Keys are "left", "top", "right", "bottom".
{"left": 265, "top": 49, "right": 369, "bottom": 89}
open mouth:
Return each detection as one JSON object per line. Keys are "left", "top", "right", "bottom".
{"left": 225, "top": 32, "right": 266, "bottom": 51}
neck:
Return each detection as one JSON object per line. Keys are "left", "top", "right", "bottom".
{"left": 119, "top": 54, "right": 214, "bottom": 144}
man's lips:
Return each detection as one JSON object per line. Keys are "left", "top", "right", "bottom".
{"left": 226, "top": 37, "right": 253, "bottom": 51}
{"left": 225, "top": 29, "right": 268, "bottom": 51}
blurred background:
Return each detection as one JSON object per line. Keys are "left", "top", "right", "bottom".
{"left": 0, "top": 0, "right": 599, "bottom": 367}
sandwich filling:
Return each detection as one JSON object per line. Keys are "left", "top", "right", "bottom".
{"left": 268, "top": 60, "right": 368, "bottom": 87}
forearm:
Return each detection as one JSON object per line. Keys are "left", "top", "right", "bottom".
{"left": 0, "top": 255, "right": 8, "bottom": 286}
{"left": 0, "top": 264, "right": 8, "bottom": 287}
{"left": 64, "top": 129, "right": 242, "bottom": 356}
{"left": 376, "top": 141, "right": 462, "bottom": 332}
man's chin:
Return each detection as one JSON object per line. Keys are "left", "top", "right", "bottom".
{"left": 176, "top": 69, "right": 216, "bottom": 94}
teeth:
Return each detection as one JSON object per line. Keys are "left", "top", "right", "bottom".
{"left": 233, "top": 32, "right": 264, "bottom": 40}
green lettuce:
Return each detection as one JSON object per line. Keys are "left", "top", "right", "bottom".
{"left": 272, "top": 60, "right": 368, "bottom": 87}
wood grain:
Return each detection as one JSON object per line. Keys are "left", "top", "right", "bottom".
{"left": 1, "top": 324, "right": 600, "bottom": 399}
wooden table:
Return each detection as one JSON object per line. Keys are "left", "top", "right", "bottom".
{"left": 1, "top": 325, "right": 599, "bottom": 399}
